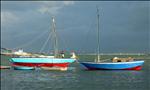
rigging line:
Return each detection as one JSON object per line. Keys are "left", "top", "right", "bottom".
{"left": 39, "top": 31, "right": 53, "bottom": 53}
{"left": 13, "top": 29, "right": 49, "bottom": 49}
{"left": 56, "top": 18, "right": 68, "bottom": 51}
{"left": 14, "top": 31, "right": 37, "bottom": 39}
{"left": 59, "top": 19, "right": 74, "bottom": 52}
{"left": 100, "top": 59, "right": 111, "bottom": 62}
{"left": 13, "top": 25, "right": 49, "bottom": 39}
{"left": 80, "top": 14, "right": 96, "bottom": 53}
{"left": 46, "top": 37, "right": 53, "bottom": 54}
{"left": 57, "top": 32, "right": 68, "bottom": 51}
{"left": 45, "top": 32, "right": 56, "bottom": 54}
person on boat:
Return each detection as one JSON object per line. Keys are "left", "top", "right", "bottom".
{"left": 61, "top": 53, "right": 65, "bottom": 58}
{"left": 71, "top": 51, "right": 78, "bottom": 59}
{"left": 60, "top": 51, "right": 65, "bottom": 58}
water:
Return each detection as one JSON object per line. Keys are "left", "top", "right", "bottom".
{"left": 1, "top": 55, "right": 150, "bottom": 90}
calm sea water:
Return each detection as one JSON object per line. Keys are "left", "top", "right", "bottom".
{"left": 1, "top": 55, "right": 149, "bottom": 90}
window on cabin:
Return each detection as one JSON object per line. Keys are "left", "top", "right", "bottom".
{"left": 117, "top": 60, "right": 121, "bottom": 62}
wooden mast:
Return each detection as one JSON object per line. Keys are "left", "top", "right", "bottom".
{"left": 97, "top": 7, "right": 100, "bottom": 62}
{"left": 52, "top": 17, "right": 58, "bottom": 58}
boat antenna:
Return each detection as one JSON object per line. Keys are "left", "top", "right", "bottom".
{"left": 52, "top": 16, "right": 58, "bottom": 58}
{"left": 97, "top": 7, "right": 100, "bottom": 62}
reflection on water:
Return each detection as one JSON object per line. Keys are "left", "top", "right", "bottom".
{"left": 1, "top": 60, "right": 149, "bottom": 90}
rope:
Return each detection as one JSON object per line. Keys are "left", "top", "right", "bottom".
{"left": 57, "top": 33, "right": 69, "bottom": 51}
{"left": 13, "top": 29, "right": 49, "bottom": 49}
{"left": 80, "top": 15, "right": 96, "bottom": 53}
{"left": 100, "top": 59, "right": 111, "bottom": 62}
{"left": 39, "top": 31, "right": 53, "bottom": 53}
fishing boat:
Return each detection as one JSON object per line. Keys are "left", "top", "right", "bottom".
{"left": 10, "top": 17, "right": 76, "bottom": 70}
{"left": 80, "top": 8, "right": 144, "bottom": 71}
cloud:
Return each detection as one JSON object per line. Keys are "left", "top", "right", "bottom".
{"left": 63, "top": 1, "right": 74, "bottom": 5}
{"left": 37, "top": 1, "right": 75, "bottom": 15}
{"left": 1, "top": 1, "right": 75, "bottom": 27}
{"left": 1, "top": 11, "right": 19, "bottom": 27}
{"left": 38, "top": 5, "right": 62, "bottom": 15}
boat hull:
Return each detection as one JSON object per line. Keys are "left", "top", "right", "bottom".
{"left": 80, "top": 60, "right": 144, "bottom": 71}
{"left": 13, "top": 66, "right": 35, "bottom": 70}
{"left": 10, "top": 58, "right": 75, "bottom": 68}
{"left": 12, "top": 62, "right": 69, "bottom": 67}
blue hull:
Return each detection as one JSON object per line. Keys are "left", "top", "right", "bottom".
{"left": 80, "top": 60, "right": 144, "bottom": 70}
{"left": 10, "top": 58, "right": 75, "bottom": 63}
{"left": 13, "top": 66, "right": 35, "bottom": 70}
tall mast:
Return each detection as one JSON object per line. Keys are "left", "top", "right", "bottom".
{"left": 97, "top": 7, "right": 100, "bottom": 62}
{"left": 52, "top": 17, "right": 58, "bottom": 58}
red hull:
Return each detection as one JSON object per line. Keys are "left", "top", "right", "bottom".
{"left": 12, "top": 62, "right": 69, "bottom": 68}
{"left": 123, "top": 66, "right": 142, "bottom": 71}
{"left": 87, "top": 66, "right": 142, "bottom": 71}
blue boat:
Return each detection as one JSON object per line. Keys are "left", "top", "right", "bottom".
{"left": 10, "top": 58, "right": 75, "bottom": 68}
{"left": 9, "top": 17, "right": 76, "bottom": 70}
{"left": 80, "top": 8, "right": 144, "bottom": 71}
{"left": 80, "top": 60, "right": 144, "bottom": 70}
{"left": 13, "top": 66, "right": 35, "bottom": 70}
{"left": 10, "top": 58, "right": 75, "bottom": 63}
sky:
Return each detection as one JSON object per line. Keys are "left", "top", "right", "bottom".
{"left": 1, "top": 1, "right": 150, "bottom": 53}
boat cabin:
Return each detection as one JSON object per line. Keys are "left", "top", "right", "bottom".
{"left": 112, "top": 57, "right": 134, "bottom": 62}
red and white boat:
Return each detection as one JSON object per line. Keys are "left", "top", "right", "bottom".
{"left": 10, "top": 17, "right": 76, "bottom": 70}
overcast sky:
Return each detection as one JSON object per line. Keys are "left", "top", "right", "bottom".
{"left": 1, "top": 1, "right": 150, "bottom": 53}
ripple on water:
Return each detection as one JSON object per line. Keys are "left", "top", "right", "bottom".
{"left": 1, "top": 63, "right": 149, "bottom": 90}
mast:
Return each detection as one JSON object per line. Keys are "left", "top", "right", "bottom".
{"left": 52, "top": 17, "right": 58, "bottom": 58}
{"left": 97, "top": 7, "right": 100, "bottom": 62}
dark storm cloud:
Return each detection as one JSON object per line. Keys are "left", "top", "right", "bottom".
{"left": 1, "top": 1, "right": 150, "bottom": 53}
{"left": 1, "top": 1, "right": 41, "bottom": 12}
